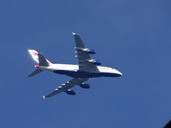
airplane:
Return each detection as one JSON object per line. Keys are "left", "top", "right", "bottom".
{"left": 28, "top": 32, "right": 122, "bottom": 99}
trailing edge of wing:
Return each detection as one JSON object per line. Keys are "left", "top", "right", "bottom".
{"left": 43, "top": 88, "right": 63, "bottom": 99}
{"left": 43, "top": 78, "right": 88, "bottom": 99}
{"left": 72, "top": 32, "right": 98, "bottom": 72}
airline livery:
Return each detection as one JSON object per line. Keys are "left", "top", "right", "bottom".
{"left": 28, "top": 33, "right": 122, "bottom": 99}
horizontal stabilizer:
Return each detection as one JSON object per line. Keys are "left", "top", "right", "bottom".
{"left": 28, "top": 69, "right": 43, "bottom": 77}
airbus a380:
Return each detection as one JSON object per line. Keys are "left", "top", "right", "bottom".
{"left": 28, "top": 33, "right": 122, "bottom": 99}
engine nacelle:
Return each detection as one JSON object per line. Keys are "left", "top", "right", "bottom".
{"left": 87, "top": 59, "right": 101, "bottom": 65}
{"left": 85, "top": 48, "right": 96, "bottom": 54}
{"left": 65, "top": 89, "right": 76, "bottom": 95}
{"left": 80, "top": 83, "right": 90, "bottom": 89}
{"left": 76, "top": 47, "right": 96, "bottom": 54}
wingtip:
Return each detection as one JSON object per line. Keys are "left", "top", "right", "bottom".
{"left": 42, "top": 96, "right": 46, "bottom": 100}
{"left": 72, "top": 32, "right": 76, "bottom": 35}
{"left": 72, "top": 32, "right": 80, "bottom": 36}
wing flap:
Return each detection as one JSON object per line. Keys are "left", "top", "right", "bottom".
{"left": 73, "top": 33, "right": 98, "bottom": 72}
{"left": 43, "top": 78, "right": 88, "bottom": 99}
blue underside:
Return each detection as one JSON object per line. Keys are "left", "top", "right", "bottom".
{"left": 53, "top": 70, "right": 121, "bottom": 78}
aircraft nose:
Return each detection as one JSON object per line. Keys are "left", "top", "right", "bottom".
{"left": 113, "top": 68, "right": 122, "bottom": 77}
{"left": 116, "top": 70, "right": 122, "bottom": 76}
{"left": 117, "top": 71, "right": 122, "bottom": 76}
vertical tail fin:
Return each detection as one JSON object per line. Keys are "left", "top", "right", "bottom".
{"left": 28, "top": 49, "right": 53, "bottom": 77}
{"left": 28, "top": 49, "right": 52, "bottom": 66}
{"left": 38, "top": 53, "right": 49, "bottom": 66}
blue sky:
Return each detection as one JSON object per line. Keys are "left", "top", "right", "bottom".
{"left": 0, "top": 0, "right": 171, "bottom": 127}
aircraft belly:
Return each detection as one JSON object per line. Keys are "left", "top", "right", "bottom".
{"left": 54, "top": 70, "right": 121, "bottom": 78}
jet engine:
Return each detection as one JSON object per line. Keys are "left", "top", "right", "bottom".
{"left": 87, "top": 59, "right": 101, "bottom": 65}
{"left": 76, "top": 47, "right": 96, "bottom": 54}
{"left": 80, "top": 83, "right": 90, "bottom": 89}
{"left": 65, "top": 89, "right": 76, "bottom": 95}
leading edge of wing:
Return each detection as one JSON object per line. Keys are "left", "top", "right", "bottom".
{"left": 72, "top": 32, "right": 99, "bottom": 72}
{"left": 72, "top": 32, "right": 86, "bottom": 48}
{"left": 43, "top": 78, "right": 88, "bottom": 99}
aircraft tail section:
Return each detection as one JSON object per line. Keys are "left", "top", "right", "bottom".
{"left": 28, "top": 49, "right": 52, "bottom": 66}
{"left": 28, "top": 49, "right": 53, "bottom": 77}
{"left": 38, "top": 53, "right": 49, "bottom": 66}
{"left": 28, "top": 69, "right": 43, "bottom": 77}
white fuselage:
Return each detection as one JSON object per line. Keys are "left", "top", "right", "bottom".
{"left": 40, "top": 64, "right": 122, "bottom": 78}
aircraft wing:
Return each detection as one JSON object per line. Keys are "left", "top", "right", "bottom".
{"left": 73, "top": 32, "right": 99, "bottom": 72}
{"left": 43, "top": 78, "right": 88, "bottom": 99}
